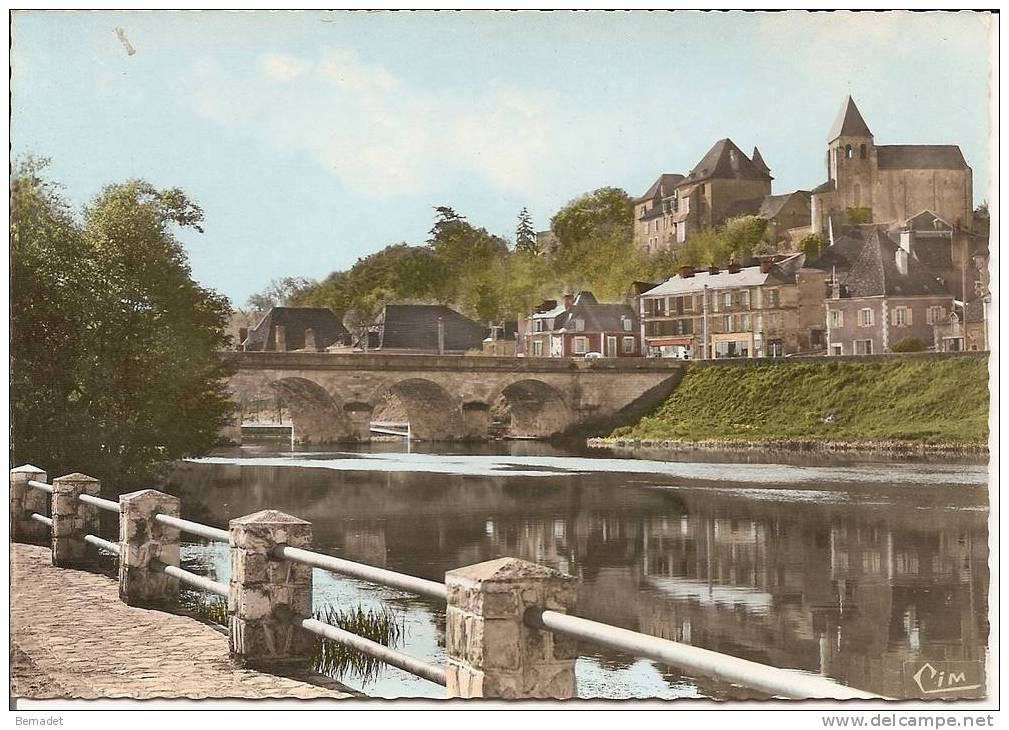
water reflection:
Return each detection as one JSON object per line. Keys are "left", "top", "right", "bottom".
{"left": 163, "top": 444, "right": 988, "bottom": 700}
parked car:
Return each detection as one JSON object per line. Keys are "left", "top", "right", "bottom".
{"left": 584, "top": 352, "right": 603, "bottom": 359}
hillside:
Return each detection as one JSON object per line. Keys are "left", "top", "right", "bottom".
{"left": 608, "top": 355, "right": 990, "bottom": 449}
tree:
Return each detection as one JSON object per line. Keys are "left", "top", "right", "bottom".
{"left": 247, "top": 276, "right": 316, "bottom": 312}
{"left": 846, "top": 207, "right": 872, "bottom": 225}
{"left": 11, "top": 160, "right": 233, "bottom": 487}
{"left": 798, "top": 233, "right": 824, "bottom": 261}
{"left": 343, "top": 289, "right": 388, "bottom": 350}
{"left": 515, "top": 208, "right": 538, "bottom": 255}
{"left": 722, "top": 215, "right": 769, "bottom": 264}
{"left": 678, "top": 228, "right": 728, "bottom": 267}
{"left": 892, "top": 337, "right": 927, "bottom": 353}
{"left": 549, "top": 187, "right": 632, "bottom": 250}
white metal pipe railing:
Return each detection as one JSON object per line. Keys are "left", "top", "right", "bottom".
{"left": 525, "top": 608, "right": 881, "bottom": 700}
{"left": 154, "top": 514, "right": 230, "bottom": 543}
{"left": 154, "top": 562, "right": 229, "bottom": 597}
{"left": 84, "top": 534, "right": 121, "bottom": 555}
{"left": 272, "top": 545, "right": 447, "bottom": 601}
{"left": 78, "top": 493, "right": 119, "bottom": 513}
{"left": 27, "top": 479, "right": 53, "bottom": 494}
{"left": 30, "top": 513, "right": 53, "bottom": 528}
{"left": 297, "top": 617, "right": 447, "bottom": 687}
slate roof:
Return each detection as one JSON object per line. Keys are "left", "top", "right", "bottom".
{"left": 876, "top": 145, "right": 968, "bottom": 170}
{"left": 838, "top": 228, "right": 949, "bottom": 298}
{"left": 644, "top": 253, "right": 808, "bottom": 297}
{"left": 376, "top": 304, "right": 486, "bottom": 353}
{"left": 243, "top": 307, "right": 350, "bottom": 351}
{"left": 758, "top": 191, "right": 810, "bottom": 220}
{"left": 811, "top": 179, "right": 835, "bottom": 195}
{"left": 751, "top": 147, "right": 771, "bottom": 174}
{"left": 682, "top": 139, "right": 773, "bottom": 185}
{"left": 828, "top": 96, "right": 873, "bottom": 141}
{"left": 725, "top": 197, "right": 765, "bottom": 219}
{"left": 550, "top": 292, "right": 637, "bottom": 333}
{"left": 635, "top": 173, "right": 686, "bottom": 203}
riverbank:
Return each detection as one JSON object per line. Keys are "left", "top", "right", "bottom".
{"left": 600, "top": 356, "right": 990, "bottom": 456}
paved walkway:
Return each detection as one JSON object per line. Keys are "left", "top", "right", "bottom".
{"left": 10, "top": 544, "right": 355, "bottom": 700}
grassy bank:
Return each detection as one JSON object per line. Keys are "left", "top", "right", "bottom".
{"left": 607, "top": 356, "right": 990, "bottom": 450}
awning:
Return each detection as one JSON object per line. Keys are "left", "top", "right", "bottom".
{"left": 648, "top": 337, "right": 694, "bottom": 347}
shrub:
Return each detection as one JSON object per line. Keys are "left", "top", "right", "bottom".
{"left": 892, "top": 337, "right": 927, "bottom": 353}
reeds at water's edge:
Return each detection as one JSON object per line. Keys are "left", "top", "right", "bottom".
{"left": 180, "top": 590, "right": 406, "bottom": 684}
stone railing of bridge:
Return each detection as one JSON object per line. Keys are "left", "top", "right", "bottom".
{"left": 219, "top": 351, "right": 688, "bottom": 445}
{"left": 10, "top": 463, "right": 882, "bottom": 701}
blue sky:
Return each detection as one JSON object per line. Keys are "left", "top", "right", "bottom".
{"left": 11, "top": 10, "right": 993, "bottom": 306}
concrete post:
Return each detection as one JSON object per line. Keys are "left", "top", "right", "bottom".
{"left": 119, "top": 489, "right": 181, "bottom": 607}
{"left": 445, "top": 557, "right": 579, "bottom": 699}
{"left": 51, "top": 473, "right": 101, "bottom": 568}
{"left": 228, "top": 510, "right": 314, "bottom": 669}
{"left": 10, "top": 465, "right": 48, "bottom": 544}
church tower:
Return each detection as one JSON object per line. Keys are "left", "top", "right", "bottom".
{"left": 826, "top": 96, "right": 876, "bottom": 211}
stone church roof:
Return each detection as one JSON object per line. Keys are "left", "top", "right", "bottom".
{"left": 828, "top": 96, "right": 873, "bottom": 141}
{"left": 683, "top": 138, "right": 772, "bottom": 184}
{"left": 876, "top": 145, "right": 969, "bottom": 170}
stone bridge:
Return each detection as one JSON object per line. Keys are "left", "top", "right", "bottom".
{"left": 220, "top": 352, "right": 686, "bottom": 444}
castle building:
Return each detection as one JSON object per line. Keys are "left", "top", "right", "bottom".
{"left": 810, "top": 96, "right": 974, "bottom": 237}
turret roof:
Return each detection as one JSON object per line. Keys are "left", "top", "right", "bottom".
{"left": 828, "top": 96, "right": 873, "bottom": 142}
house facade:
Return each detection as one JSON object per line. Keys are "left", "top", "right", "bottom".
{"left": 824, "top": 228, "right": 953, "bottom": 355}
{"left": 523, "top": 292, "right": 640, "bottom": 358}
{"left": 810, "top": 96, "right": 974, "bottom": 236}
{"left": 639, "top": 254, "right": 826, "bottom": 359}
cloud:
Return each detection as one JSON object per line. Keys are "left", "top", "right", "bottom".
{"left": 190, "top": 48, "right": 566, "bottom": 200}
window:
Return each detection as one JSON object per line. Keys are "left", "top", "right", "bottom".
{"left": 572, "top": 336, "right": 589, "bottom": 355}
{"left": 622, "top": 317, "right": 633, "bottom": 332}
{"left": 623, "top": 336, "right": 636, "bottom": 354}
{"left": 845, "top": 144, "right": 853, "bottom": 159}
{"left": 741, "top": 290, "right": 751, "bottom": 308}
{"left": 831, "top": 343, "right": 843, "bottom": 356}
{"left": 765, "top": 289, "right": 780, "bottom": 308}
{"left": 724, "top": 315, "right": 733, "bottom": 332}
{"left": 830, "top": 309, "right": 844, "bottom": 328}
{"left": 892, "top": 306, "right": 912, "bottom": 327}
{"left": 855, "top": 339, "right": 873, "bottom": 355}
{"left": 532, "top": 340, "right": 543, "bottom": 357}
{"left": 741, "top": 314, "right": 751, "bottom": 331}
{"left": 683, "top": 296, "right": 694, "bottom": 313}
{"left": 858, "top": 308, "right": 874, "bottom": 327}
{"left": 574, "top": 318, "right": 585, "bottom": 332}
{"left": 534, "top": 319, "right": 544, "bottom": 333}
{"left": 926, "top": 305, "right": 945, "bottom": 324}
{"left": 724, "top": 292, "right": 732, "bottom": 308}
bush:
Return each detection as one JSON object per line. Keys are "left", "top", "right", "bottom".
{"left": 892, "top": 337, "right": 927, "bottom": 353}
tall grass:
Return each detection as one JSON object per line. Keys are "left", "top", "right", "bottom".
{"left": 179, "top": 590, "right": 406, "bottom": 685}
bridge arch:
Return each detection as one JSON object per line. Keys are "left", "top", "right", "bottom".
{"left": 373, "top": 378, "right": 463, "bottom": 441}
{"left": 493, "top": 379, "right": 572, "bottom": 438}
{"left": 239, "top": 376, "right": 355, "bottom": 444}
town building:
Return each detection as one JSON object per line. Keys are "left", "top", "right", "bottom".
{"left": 633, "top": 141, "right": 811, "bottom": 254}
{"left": 823, "top": 228, "right": 953, "bottom": 355}
{"left": 810, "top": 96, "right": 974, "bottom": 237}
{"left": 240, "top": 306, "right": 351, "bottom": 352}
{"left": 365, "top": 304, "right": 486, "bottom": 354}
{"left": 522, "top": 291, "right": 640, "bottom": 358}
{"left": 638, "top": 253, "right": 826, "bottom": 359}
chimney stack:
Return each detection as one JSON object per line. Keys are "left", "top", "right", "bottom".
{"left": 759, "top": 257, "right": 774, "bottom": 274}
{"left": 563, "top": 293, "right": 574, "bottom": 310}
{"left": 238, "top": 327, "right": 248, "bottom": 351}
{"left": 274, "top": 325, "right": 286, "bottom": 352}
{"left": 895, "top": 248, "right": 909, "bottom": 276}
{"left": 728, "top": 261, "right": 741, "bottom": 274}
{"left": 899, "top": 227, "right": 914, "bottom": 255}
{"left": 708, "top": 264, "right": 720, "bottom": 275}
{"left": 680, "top": 265, "right": 695, "bottom": 278}
{"left": 304, "top": 327, "right": 317, "bottom": 351}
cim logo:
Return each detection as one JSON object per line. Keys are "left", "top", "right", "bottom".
{"left": 904, "top": 661, "right": 984, "bottom": 699}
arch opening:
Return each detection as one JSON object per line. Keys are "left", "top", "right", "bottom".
{"left": 493, "top": 379, "right": 571, "bottom": 439}
{"left": 374, "top": 378, "right": 463, "bottom": 441}
{"left": 238, "top": 377, "right": 353, "bottom": 444}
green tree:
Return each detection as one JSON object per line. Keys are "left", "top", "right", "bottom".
{"left": 11, "top": 160, "right": 233, "bottom": 487}
{"left": 846, "top": 207, "right": 873, "bottom": 225}
{"left": 678, "top": 228, "right": 728, "bottom": 267}
{"left": 722, "top": 215, "right": 769, "bottom": 263}
{"left": 798, "top": 233, "right": 824, "bottom": 261}
{"left": 515, "top": 207, "right": 538, "bottom": 255}
{"left": 549, "top": 187, "right": 632, "bottom": 250}
{"left": 247, "top": 276, "right": 316, "bottom": 312}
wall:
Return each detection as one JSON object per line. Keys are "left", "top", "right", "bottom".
{"left": 874, "top": 168, "right": 972, "bottom": 229}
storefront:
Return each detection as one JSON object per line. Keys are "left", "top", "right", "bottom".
{"left": 646, "top": 336, "right": 694, "bottom": 359}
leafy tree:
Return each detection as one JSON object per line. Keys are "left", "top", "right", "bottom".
{"left": 678, "top": 228, "right": 728, "bottom": 267}
{"left": 974, "top": 201, "right": 989, "bottom": 219}
{"left": 515, "top": 207, "right": 538, "bottom": 255}
{"left": 11, "top": 160, "right": 232, "bottom": 487}
{"left": 247, "top": 276, "right": 316, "bottom": 312}
{"left": 343, "top": 289, "right": 389, "bottom": 350}
{"left": 891, "top": 337, "right": 927, "bottom": 353}
{"left": 798, "top": 233, "right": 825, "bottom": 261}
{"left": 722, "top": 215, "right": 769, "bottom": 263}
{"left": 846, "top": 207, "right": 873, "bottom": 225}
{"left": 549, "top": 187, "right": 632, "bottom": 250}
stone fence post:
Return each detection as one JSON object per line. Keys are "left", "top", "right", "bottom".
{"left": 51, "top": 473, "right": 101, "bottom": 568}
{"left": 445, "top": 557, "right": 580, "bottom": 699}
{"left": 228, "top": 510, "right": 314, "bottom": 669}
{"left": 10, "top": 465, "right": 48, "bottom": 544}
{"left": 119, "top": 489, "right": 181, "bottom": 607}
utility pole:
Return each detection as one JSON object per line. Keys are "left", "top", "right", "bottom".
{"left": 438, "top": 317, "right": 445, "bottom": 355}
{"left": 702, "top": 284, "right": 710, "bottom": 360}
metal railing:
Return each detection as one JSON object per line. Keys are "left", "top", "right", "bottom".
{"left": 16, "top": 467, "right": 882, "bottom": 700}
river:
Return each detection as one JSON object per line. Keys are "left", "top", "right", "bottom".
{"left": 163, "top": 441, "right": 989, "bottom": 700}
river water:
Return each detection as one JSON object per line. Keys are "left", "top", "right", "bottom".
{"left": 164, "top": 442, "right": 989, "bottom": 700}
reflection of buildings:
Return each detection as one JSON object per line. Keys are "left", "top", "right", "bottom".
{"left": 170, "top": 461, "right": 988, "bottom": 700}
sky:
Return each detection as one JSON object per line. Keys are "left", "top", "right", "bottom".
{"left": 11, "top": 10, "right": 994, "bottom": 307}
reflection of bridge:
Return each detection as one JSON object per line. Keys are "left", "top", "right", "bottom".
{"left": 221, "top": 352, "right": 686, "bottom": 443}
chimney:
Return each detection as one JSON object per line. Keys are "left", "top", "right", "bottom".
{"left": 895, "top": 248, "right": 909, "bottom": 276}
{"left": 728, "top": 261, "right": 741, "bottom": 274}
{"left": 680, "top": 265, "right": 695, "bottom": 278}
{"left": 899, "top": 227, "right": 914, "bottom": 255}
{"left": 708, "top": 264, "right": 720, "bottom": 275}
{"left": 758, "top": 257, "right": 774, "bottom": 274}
{"left": 274, "top": 325, "right": 286, "bottom": 352}
{"left": 238, "top": 327, "right": 248, "bottom": 351}
{"left": 563, "top": 293, "right": 574, "bottom": 310}
{"left": 304, "top": 327, "right": 317, "bottom": 351}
